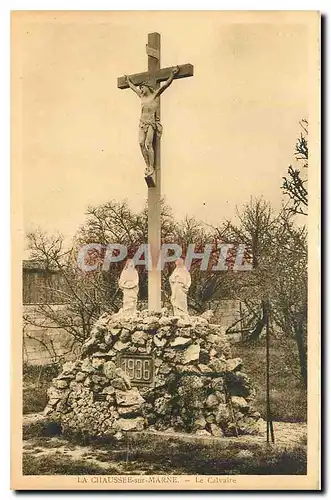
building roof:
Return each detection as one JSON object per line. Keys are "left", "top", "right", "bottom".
{"left": 22, "top": 259, "right": 59, "bottom": 272}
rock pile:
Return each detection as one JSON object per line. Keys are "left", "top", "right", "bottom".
{"left": 45, "top": 310, "right": 264, "bottom": 439}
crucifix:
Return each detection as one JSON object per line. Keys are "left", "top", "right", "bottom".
{"left": 117, "top": 32, "right": 194, "bottom": 312}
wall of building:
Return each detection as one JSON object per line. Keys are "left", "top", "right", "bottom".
{"left": 23, "top": 268, "right": 67, "bottom": 305}
{"left": 23, "top": 305, "right": 77, "bottom": 365}
{"left": 213, "top": 299, "right": 241, "bottom": 329}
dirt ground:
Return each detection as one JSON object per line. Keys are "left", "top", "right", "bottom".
{"left": 22, "top": 414, "right": 307, "bottom": 476}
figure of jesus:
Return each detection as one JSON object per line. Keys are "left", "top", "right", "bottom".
{"left": 124, "top": 66, "right": 180, "bottom": 177}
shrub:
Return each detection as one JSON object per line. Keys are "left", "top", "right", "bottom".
{"left": 23, "top": 363, "right": 60, "bottom": 415}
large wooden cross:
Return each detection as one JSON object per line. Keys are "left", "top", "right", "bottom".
{"left": 117, "top": 32, "right": 194, "bottom": 312}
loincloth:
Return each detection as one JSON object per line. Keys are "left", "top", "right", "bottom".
{"left": 139, "top": 117, "right": 163, "bottom": 136}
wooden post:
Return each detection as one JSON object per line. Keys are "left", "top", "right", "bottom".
{"left": 266, "top": 302, "right": 275, "bottom": 443}
{"left": 239, "top": 300, "right": 244, "bottom": 341}
{"left": 147, "top": 33, "right": 161, "bottom": 312}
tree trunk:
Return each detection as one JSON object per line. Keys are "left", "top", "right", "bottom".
{"left": 248, "top": 300, "right": 268, "bottom": 341}
{"left": 294, "top": 326, "right": 307, "bottom": 389}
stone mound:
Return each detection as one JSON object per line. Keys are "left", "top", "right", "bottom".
{"left": 45, "top": 310, "right": 264, "bottom": 440}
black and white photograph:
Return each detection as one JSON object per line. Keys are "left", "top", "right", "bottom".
{"left": 11, "top": 10, "right": 320, "bottom": 490}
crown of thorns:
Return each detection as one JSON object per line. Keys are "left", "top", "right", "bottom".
{"left": 139, "top": 81, "right": 155, "bottom": 91}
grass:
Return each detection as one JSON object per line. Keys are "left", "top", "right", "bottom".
{"left": 23, "top": 363, "right": 59, "bottom": 414}
{"left": 22, "top": 454, "right": 118, "bottom": 475}
{"left": 23, "top": 432, "right": 307, "bottom": 475}
{"left": 233, "top": 338, "right": 307, "bottom": 422}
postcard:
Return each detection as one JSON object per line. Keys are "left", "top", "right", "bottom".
{"left": 11, "top": 10, "right": 320, "bottom": 490}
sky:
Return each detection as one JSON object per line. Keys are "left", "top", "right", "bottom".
{"left": 16, "top": 11, "right": 311, "bottom": 243}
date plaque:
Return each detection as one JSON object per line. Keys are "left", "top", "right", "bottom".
{"left": 118, "top": 354, "right": 154, "bottom": 386}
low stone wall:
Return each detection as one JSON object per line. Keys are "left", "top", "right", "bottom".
{"left": 45, "top": 310, "right": 263, "bottom": 439}
{"left": 213, "top": 300, "right": 242, "bottom": 330}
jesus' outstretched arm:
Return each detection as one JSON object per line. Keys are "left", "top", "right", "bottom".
{"left": 124, "top": 75, "right": 142, "bottom": 97}
{"left": 154, "top": 66, "right": 180, "bottom": 97}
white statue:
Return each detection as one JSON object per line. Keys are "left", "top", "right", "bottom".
{"left": 169, "top": 258, "right": 191, "bottom": 318}
{"left": 118, "top": 259, "right": 139, "bottom": 316}
{"left": 124, "top": 66, "right": 180, "bottom": 177}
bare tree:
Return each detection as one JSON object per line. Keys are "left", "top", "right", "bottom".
{"left": 282, "top": 119, "right": 308, "bottom": 216}
{"left": 24, "top": 229, "right": 120, "bottom": 349}
{"left": 212, "top": 197, "right": 307, "bottom": 386}
{"left": 269, "top": 216, "right": 307, "bottom": 387}
{"left": 24, "top": 200, "right": 178, "bottom": 348}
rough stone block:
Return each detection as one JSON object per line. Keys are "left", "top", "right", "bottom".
{"left": 183, "top": 344, "right": 200, "bottom": 364}
{"left": 116, "top": 417, "right": 145, "bottom": 432}
{"left": 170, "top": 337, "right": 192, "bottom": 348}
{"left": 226, "top": 358, "right": 243, "bottom": 372}
{"left": 231, "top": 396, "right": 249, "bottom": 410}
{"left": 113, "top": 340, "right": 131, "bottom": 352}
{"left": 115, "top": 388, "right": 145, "bottom": 406}
{"left": 132, "top": 331, "right": 147, "bottom": 345}
{"left": 103, "top": 361, "right": 117, "bottom": 380}
{"left": 111, "top": 378, "right": 127, "bottom": 391}
{"left": 75, "top": 372, "right": 86, "bottom": 382}
{"left": 210, "top": 423, "right": 224, "bottom": 437}
{"left": 53, "top": 379, "right": 69, "bottom": 389}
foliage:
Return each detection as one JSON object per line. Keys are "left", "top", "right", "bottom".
{"left": 233, "top": 341, "right": 307, "bottom": 422}
{"left": 23, "top": 363, "right": 60, "bottom": 414}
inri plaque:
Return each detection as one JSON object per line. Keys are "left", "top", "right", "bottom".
{"left": 118, "top": 354, "right": 154, "bottom": 386}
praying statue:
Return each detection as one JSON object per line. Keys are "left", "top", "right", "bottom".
{"left": 124, "top": 66, "right": 180, "bottom": 177}
{"left": 169, "top": 258, "right": 191, "bottom": 318}
{"left": 118, "top": 259, "right": 139, "bottom": 316}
